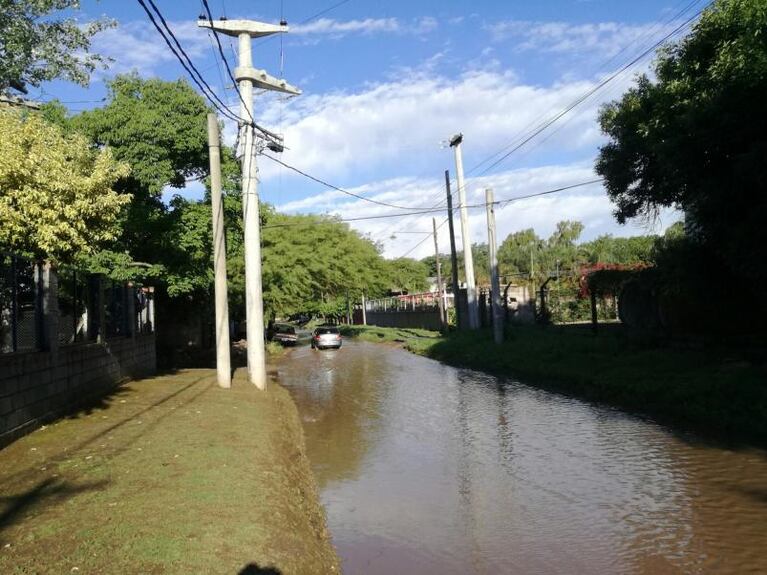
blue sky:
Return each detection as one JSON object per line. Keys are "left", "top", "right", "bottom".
{"left": 38, "top": 0, "right": 703, "bottom": 258}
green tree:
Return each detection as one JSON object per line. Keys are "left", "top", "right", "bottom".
{"left": 66, "top": 75, "right": 212, "bottom": 291}
{"left": 596, "top": 0, "right": 767, "bottom": 286}
{"left": 0, "top": 109, "right": 130, "bottom": 262}
{"left": 498, "top": 228, "right": 542, "bottom": 278}
{"left": 385, "top": 258, "right": 430, "bottom": 294}
{"left": 0, "top": 0, "right": 113, "bottom": 94}
{"left": 260, "top": 213, "right": 392, "bottom": 320}
{"left": 580, "top": 234, "right": 656, "bottom": 266}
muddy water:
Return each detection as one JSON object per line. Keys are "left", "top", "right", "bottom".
{"left": 277, "top": 341, "right": 767, "bottom": 574}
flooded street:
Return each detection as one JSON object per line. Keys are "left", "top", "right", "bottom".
{"left": 277, "top": 341, "right": 767, "bottom": 574}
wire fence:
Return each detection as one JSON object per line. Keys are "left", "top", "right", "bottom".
{"left": 0, "top": 254, "right": 41, "bottom": 353}
{"left": 0, "top": 253, "right": 155, "bottom": 355}
{"left": 57, "top": 267, "right": 94, "bottom": 345}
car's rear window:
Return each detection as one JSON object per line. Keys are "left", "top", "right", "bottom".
{"left": 316, "top": 327, "right": 339, "bottom": 335}
{"left": 276, "top": 326, "right": 295, "bottom": 334}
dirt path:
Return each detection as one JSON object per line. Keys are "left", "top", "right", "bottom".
{"left": 0, "top": 369, "right": 339, "bottom": 574}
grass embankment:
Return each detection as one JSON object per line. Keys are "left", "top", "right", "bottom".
{"left": 0, "top": 370, "right": 339, "bottom": 574}
{"left": 343, "top": 324, "right": 767, "bottom": 443}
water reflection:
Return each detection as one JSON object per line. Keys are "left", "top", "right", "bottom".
{"left": 277, "top": 345, "right": 387, "bottom": 488}
{"left": 278, "top": 341, "right": 767, "bottom": 574}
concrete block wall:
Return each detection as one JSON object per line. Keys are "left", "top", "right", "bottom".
{"left": 0, "top": 334, "right": 156, "bottom": 447}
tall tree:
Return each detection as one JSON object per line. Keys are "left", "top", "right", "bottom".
{"left": 260, "top": 213, "right": 392, "bottom": 319}
{"left": 596, "top": 0, "right": 767, "bottom": 285}
{"left": 0, "top": 0, "right": 113, "bottom": 94}
{"left": 67, "top": 75, "right": 211, "bottom": 288}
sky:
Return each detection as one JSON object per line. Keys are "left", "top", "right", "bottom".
{"left": 37, "top": 0, "right": 705, "bottom": 259}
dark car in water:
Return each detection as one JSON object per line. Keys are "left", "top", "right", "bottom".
{"left": 271, "top": 324, "right": 298, "bottom": 346}
{"left": 311, "top": 326, "right": 342, "bottom": 350}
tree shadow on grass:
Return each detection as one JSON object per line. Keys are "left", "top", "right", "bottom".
{"left": 0, "top": 477, "right": 109, "bottom": 543}
{"left": 1, "top": 374, "right": 211, "bottom": 488}
{"left": 238, "top": 563, "right": 282, "bottom": 574}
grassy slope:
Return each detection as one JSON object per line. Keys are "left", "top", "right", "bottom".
{"left": 0, "top": 370, "right": 339, "bottom": 574}
{"left": 343, "top": 324, "right": 767, "bottom": 444}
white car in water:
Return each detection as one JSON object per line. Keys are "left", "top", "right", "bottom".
{"left": 311, "top": 326, "right": 342, "bottom": 350}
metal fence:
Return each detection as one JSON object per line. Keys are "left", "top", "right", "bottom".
{"left": 57, "top": 268, "right": 94, "bottom": 345}
{"left": 0, "top": 254, "right": 41, "bottom": 353}
{"left": 0, "top": 254, "right": 155, "bottom": 355}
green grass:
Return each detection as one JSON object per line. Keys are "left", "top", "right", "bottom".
{"left": 0, "top": 370, "right": 339, "bottom": 574}
{"left": 339, "top": 324, "right": 442, "bottom": 344}
{"left": 344, "top": 324, "right": 767, "bottom": 444}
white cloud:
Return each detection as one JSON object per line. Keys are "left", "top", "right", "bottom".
{"left": 486, "top": 20, "right": 669, "bottom": 59}
{"left": 292, "top": 17, "right": 400, "bottom": 35}
{"left": 91, "top": 20, "right": 211, "bottom": 77}
{"left": 255, "top": 66, "right": 638, "bottom": 184}
{"left": 291, "top": 16, "right": 437, "bottom": 38}
{"left": 274, "top": 162, "right": 673, "bottom": 259}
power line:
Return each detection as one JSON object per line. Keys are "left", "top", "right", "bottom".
{"left": 199, "top": 0, "right": 254, "bottom": 127}
{"left": 466, "top": 0, "right": 707, "bottom": 179}
{"left": 373, "top": 0, "right": 708, "bottom": 241}
{"left": 473, "top": 5, "right": 709, "bottom": 178}
{"left": 261, "top": 178, "right": 603, "bottom": 229}
{"left": 144, "top": 0, "right": 245, "bottom": 123}
{"left": 253, "top": 0, "right": 352, "bottom": 48}
{"left": 399, "top": 218, "right": 448, "bottom": 259}
{"left": 262, "top": 154, "right": 418, "bottom": 210}
{"left": 135, "top": 0, "right": 242, "bottom": 124}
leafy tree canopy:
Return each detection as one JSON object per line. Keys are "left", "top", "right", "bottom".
{"left": 596, "top": 0, "right": 767, "bottom": 284}
{"left": 0, "top": 0, "right": 113, "bottom": 94}
{"left": 260, "top": 213, "right": 393, "bottom": 319}
{"left": 385, "top": 258, "right": 430, "bottom": 294}
{"left": 0, "top": 109, "right": 130, "bottom": 262}
{"left": 71, "top": 74, "right": 210, "bottom": 195}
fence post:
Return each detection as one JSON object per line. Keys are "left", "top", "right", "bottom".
{"left": 590, "top": 290, "right": 598, "bottom": 334}
{"left": 126, "top": 282, "right": 136, "bottom": 339}
{"left": 147, "top": 287, "right": 155, "bottom": 333}
{"left": 10, "top": 256, "right": 18, "bottom": 352}
{"left": 35, "top": 261, "right": 59, "bottom": 355}
{"left": 91, "top": 275, "right": 106, "bottom": 343}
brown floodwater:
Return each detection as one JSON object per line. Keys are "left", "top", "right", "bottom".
{"left": 276, "top": 340, "right": 767, "bottom": 574}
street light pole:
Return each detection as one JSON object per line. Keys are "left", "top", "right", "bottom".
{"left": 198, "top": 18, "right": 300, "bottom": 390}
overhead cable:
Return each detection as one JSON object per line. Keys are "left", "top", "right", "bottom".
{"left": 135, "top": 0, "right": 242, "bottom": 124}
{"left": 262, "top": 154, "right": 419, "bottom": 210}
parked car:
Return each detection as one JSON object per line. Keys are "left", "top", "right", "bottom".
{"left": 311, "top": 326, "right": 342, "bottom": 350}
{"left": 271, "top": 324, "right": 298, "bottom": 346}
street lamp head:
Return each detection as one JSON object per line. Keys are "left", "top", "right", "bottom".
{"left": 449, "top": 133, "right": 463, "bottom": 147}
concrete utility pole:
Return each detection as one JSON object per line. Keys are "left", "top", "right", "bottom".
{"left": 444, "top": 170, "right": 462, "bottom": 330}
{"left": 449, "top": 134, "right": 479, "bottom": 329}
{"left": 198, "top": 19, "right": 300, "bottom": 390}
{"left": 485, "top": 189, "right": 504, "bottom": 344}
{"left": 206, "top": 113, "right": 231, "bottom": 388}
{"left": 432, "top": 218, "right": 447, "bottom": 332}
{"left": 361, "top": 293, "right": 367, "bottom": 325}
